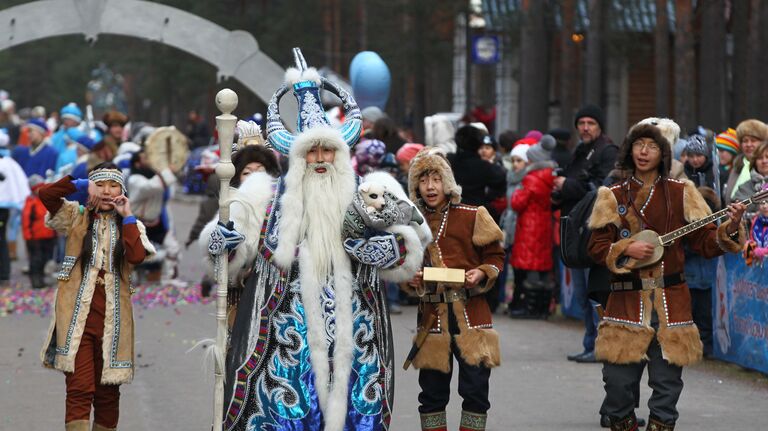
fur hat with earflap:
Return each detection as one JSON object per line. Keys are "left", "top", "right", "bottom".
{"left": 408, "top": 147, "right": 462, "bottom": 210}
{"left": 736, "top": 119, "right": 768, "bottom": 144}
{"left": 617, "top": 123, "right": 673, "bottom": 177}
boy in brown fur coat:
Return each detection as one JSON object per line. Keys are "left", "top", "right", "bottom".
{"left": 406, "top": 148, "right": 505, "bottom": 431}
{"left": 587, "top": 123, "right": 745, "bottom": 431}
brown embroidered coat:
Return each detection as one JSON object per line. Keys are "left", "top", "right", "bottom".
{"left": 588, "top": 177, "right": 744, "bottom": 366}
{"left": 38, "top": 176, "right": 155, "bottom": 384}
{"left": 411, "top": 203, "right": 505, "bottom": 372}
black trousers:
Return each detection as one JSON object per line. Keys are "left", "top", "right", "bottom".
{"left": 0, "top": 208, "right": 9, "bottom": 281}
{"left": 418, "top": 306, "right": 491, "bottom": 414}
{"left": 602, "top": 336, "right": 683, "bottom": 425}
{"left": 27, "top": 238, "right": 55, "bottom": 288}
{"left": 690, "top": 288, "right": 713, "bottom": 356}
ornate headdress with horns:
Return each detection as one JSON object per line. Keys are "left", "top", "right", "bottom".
{"left": 266, "top": 48, "right": 362, "bottom": 155}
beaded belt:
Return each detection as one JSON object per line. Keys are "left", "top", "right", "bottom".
{"left": 421, "top": 287, "right": 484, "bottom": 303}
{"left": 610, "top": 272, "right": 685, "bottom": 292}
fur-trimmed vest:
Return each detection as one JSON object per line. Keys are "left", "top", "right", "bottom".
{"left": 411, "top": 204, "right": 505, "bottom": 373}
{"left": 40, "top": 201, "right": 155, "bottom": 384}
{"left": 587, "top": 177, "right": 744, "bottom": 366}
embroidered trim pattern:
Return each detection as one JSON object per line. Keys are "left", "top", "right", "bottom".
{"left": 421, "top": 411, "right": 447, "bottom": 430}
{"left": 110, "top": 272, "right": 131, "bottom": 369}
{"left": 57, "top": 256, "right": 77, "bottom": 281}
{"left": 459, "top": 411, "right": 487, "bottom": 431}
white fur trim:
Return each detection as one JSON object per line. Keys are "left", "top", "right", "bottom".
{"left": 379, "top": 224, "right": 426, "bottom": 283}
{"left": 198, "top": 173, "right": 275, "bottom": 279}
{"left": 284, "top": 67, "right": 322, "bottom": 86}
{"left": 289, "top": 126, "right": 349, "bottom": 159}
{"left": 135, "top": 220, "right": 157, "bottom": 263}
{"left": 297, "top": 243, "right": 355, "bottom": 431}
{"left": 273, "top": 128, "right": 355, "bottom": 271}
{"left": 635, "top": 117, "right": 680, "bottom": 148}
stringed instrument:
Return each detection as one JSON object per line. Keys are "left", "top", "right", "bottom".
{"left": 624, "top": 186, "right": 768, "bottom": 270}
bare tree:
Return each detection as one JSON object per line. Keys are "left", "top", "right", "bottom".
{"left": 674, "top": 0, "right": 696, "bottom": 131}
{"left": 698, "top": 0, "right": 727, "bottom": 130}
{"left": 584, "top": 0, "right": 604, "bottom": 105}
{"left": 655, "top": 0, "right": 670, "bottom": 117}
{"left": 745, "top": 0, "right": 762, "bottom": 117}
{"left": 518, "top": 0, "right": 550, "bottom": 131}
{"left": 730, "top": 0, "right": 748, "bottom": 124}
{"left": 560, "top": 0, "right": 578, "bottom": 127}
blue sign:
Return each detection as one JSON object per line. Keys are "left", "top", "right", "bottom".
{"left": 713, "top": 254, "right": 768, "bottom": 374}
{"left": 472, "top": 35, "right": 500, "bottom": 65}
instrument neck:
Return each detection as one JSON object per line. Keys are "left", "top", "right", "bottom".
{"left": 659, "top": 197, "right": 752, "bottom": 245}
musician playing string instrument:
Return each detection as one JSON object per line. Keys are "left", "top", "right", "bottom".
{"left": 587, "top": 122, "right": 746, "bottom": 431}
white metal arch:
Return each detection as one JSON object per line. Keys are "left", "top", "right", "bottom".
{"left": 0, "top": 0, "right": 297, "bottom": 122}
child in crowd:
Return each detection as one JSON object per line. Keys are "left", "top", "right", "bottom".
{"left": 39, "top": 162, "right": 155, "bottom": 431}
{"left": 501, "top": 141, "right": 530, "bottom": 311}
{"left": 22, "top": 175, "right": 56, "bottom": 289}
{"left": 509, "top": 135, "right": 557, "bottom": 318}
{"left": 407, "top": 148, "right": 504, "bottom": 431}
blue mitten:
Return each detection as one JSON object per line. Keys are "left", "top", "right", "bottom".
{"left": 208, "top": 221, "right": 245, "bottom": 256}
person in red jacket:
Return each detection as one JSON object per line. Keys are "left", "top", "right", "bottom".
{"left": 509, "top": 135, "right": 557, "bottom": 318}
{"left": 22, "top": 175, "right": 57, "bottom": 289}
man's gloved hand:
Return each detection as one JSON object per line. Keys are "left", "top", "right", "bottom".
{"left": 208, "top": 221, "right": 245, "bottom": 256}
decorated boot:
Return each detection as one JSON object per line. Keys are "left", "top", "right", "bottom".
{"left": 645, "top": 416, "right": 674, "bottom": 431}
{"left": 610, "top": 412, "right": 639, "bottom": 431}
{"left": 459, "top": 410, "right": 487, "bottom": 431}
{"left": 420, "top": 411, "right": 447, "bottom": 431}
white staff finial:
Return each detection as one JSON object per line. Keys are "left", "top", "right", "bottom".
{"left": 215, "top": 88, "right": 238, "bottom": 115}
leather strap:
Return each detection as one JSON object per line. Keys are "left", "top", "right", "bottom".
{"left": 610, "top": 272, "right": 685, "bottom": 292}
{"left": 421, "top": 287, "right": 484, "bottom": 303}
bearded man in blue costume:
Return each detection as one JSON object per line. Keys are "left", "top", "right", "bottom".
{"left": 201, "top": 49, "right": 430, "bottom": 431}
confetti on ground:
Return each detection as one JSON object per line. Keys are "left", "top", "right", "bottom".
{"left": 0, "top": 283, "right": 215, "bottom": 317}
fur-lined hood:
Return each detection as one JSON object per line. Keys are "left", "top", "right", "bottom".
{"left": 617, "top": 123, "right": 673, "bottom": 177}
{"left": 408, "top": 147, "right": 462, "bottom": 210}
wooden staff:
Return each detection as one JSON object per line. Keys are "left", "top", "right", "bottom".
{"left": 213, "top": 88, "right": 238, "bottom": 430}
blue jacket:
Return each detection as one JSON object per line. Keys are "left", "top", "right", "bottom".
{"left": 11, "top": 141, "right": 59, "bottom": 178}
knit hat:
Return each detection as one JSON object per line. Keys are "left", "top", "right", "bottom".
{"left": 60, "top": 103, "right": 82, "bottom": 123}
{"left": 526, "top": 134, "right": 556, "bottom": 163}
{"left": 715, "top": 128, "right": 739, "bottom": 155}
{"left": 683, "top": 135, "right": 708, "bottom": 156}
{"left": 408, "top": 147, "right": 462, "bottom": 209}
{"left": 361, "top": 106, "right": 386, "bottom": 123}
{"left": 354, "top": 138, "right": 387, "bottom": 173}
{"left": 574, "top": 104, "right": 605, "bottom": 130}
{"left": 28, "top": 174, "right": 46, "bottom": 190}
{"left": 76, "top": 135, "right": 96, "bottom": 151}
{"left": 455, "top": 124, "right": 486, "bottom": 153}
{"left": 548, "top": 127, "right": 572, "bottom": 142}
{"left": 524, "top": 130, "right": 543, "bottom": 141}
{"left": 25, "top": 118, "right": 48, "bottom": 135}
{"left": 510, "top": 143, "right": 530, "bottom": 162}
{"left": 395, "top": 143, "right": 424, "bottom": 163}
{"left": 514, "top": 137, "right": 538, "bottom": 147}
{"left": 736, "top": 119, "right": 768, "bottom": 143}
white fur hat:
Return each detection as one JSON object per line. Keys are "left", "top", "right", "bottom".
{"left": 510, "top": 143, "right": 530, "bottom": 162}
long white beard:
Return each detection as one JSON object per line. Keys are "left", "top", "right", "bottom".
{"left": 300, "top": 163, "right": 348, "bottom": 284}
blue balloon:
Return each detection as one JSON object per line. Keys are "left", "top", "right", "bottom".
{"left": 349, "top": 51, "right": 391, "bottom": 111}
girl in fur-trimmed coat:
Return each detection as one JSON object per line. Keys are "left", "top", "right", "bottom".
{"left": 407, "top": 148, "right": 505, "bottom": 431}
{"left": 39, "top": 162, "right": 155, "bottom": 431}
{"left": 587, "top": 124, "right": 745, "bottom": 431}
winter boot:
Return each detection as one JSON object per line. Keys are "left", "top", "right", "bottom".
{"left": 459, "top": 410, "right": 487, "bottom": 431}
{"left": 420, "top": 411, "right": 447, "bottom": 431}
{"left": 645, "top": 416, "right": 674, "bottom": 431}
{"left": 92, "top": 423, "right": 117, "bottom": 431}
{"left": 609, "top": 412, "right": 639, "bottom": 431}
{"left": 65, "top": 420, "right": 89, "bottom": 431}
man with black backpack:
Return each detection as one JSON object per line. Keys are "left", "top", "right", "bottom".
{"left": 553, "top": 104, "right": 618, "bottom": 363}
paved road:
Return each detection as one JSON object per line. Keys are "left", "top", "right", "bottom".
{"left": 2, "top": 198, "right": 766, "bottom": 430}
